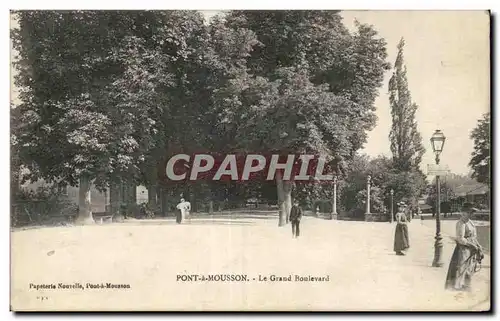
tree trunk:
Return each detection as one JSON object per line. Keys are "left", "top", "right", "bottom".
{"left": 283, "top": 181, "right": 292, "bottom": 224}
{"left": 148, "top": 184, "right": 157, "bottom": 208}
{"left": 276, "top": 171, "right": 287, "bottom": 227}
{"left": 128, "top": 183, "right": 137, "bottom": 217}
{"left": 129, "top": 183, "right": 136, "bottom": 204}
{"left": 110, "top": 182, "right": 124, "bottom": 222}
{"left": 75, "top": 176, "right": 94, "bottom": 225}
{"left": 160, "top": 187, "right": 168, "bottom": 217}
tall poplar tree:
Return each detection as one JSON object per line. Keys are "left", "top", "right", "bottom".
{"left": 388, "top": 38, "right": 425, "bottom": 171}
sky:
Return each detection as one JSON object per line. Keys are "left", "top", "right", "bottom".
{"left": 10, "top": 11, "right": 490, "bottom": 176}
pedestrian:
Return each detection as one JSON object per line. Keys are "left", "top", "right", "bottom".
{"left": 394, "top": 202, "right": 410, "bottom": 256}
{"left": 176, "top": 198, "right": 191, "bottom": 224}
{"left": 289, "top": 200, "right": 303, "bottom": 238}
{"left": 445, "top": 203, "right": 484, "bottom": 291}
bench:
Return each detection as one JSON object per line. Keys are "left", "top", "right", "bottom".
{"left": 93, "top": 212, "right": 114, "bottom": 224}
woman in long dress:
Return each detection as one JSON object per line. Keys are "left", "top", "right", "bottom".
{"left": 445, "top": 203, "right": 484, "bottom": 291}
{"left": 394, "top": 202, "right": 410, "bottom": 256}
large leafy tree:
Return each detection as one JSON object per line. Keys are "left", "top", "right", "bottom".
{"left": 11, "top": 11, "right": 165, "bottom": 223}
{"left": 150, "top": 13, "right": 261, "bottom": 213}
{"left": 388, "top": 38, "right": 425, "bottom": 172}
{"left": 469, "top": 112, "right": 490, "bottom": 185}
{"left": 12, "top": 10, "right": 393, "bottom": 227}
{"left": 219, "top": 11, "right": 391, "bottom": 225}
{"left": 12, "top": 10, "right": 264, "bottom": 222}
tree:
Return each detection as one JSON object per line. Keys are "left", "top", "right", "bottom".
{"left": 341, "top": 153, "right": 426, "bottom": 217}
{"left": 388, "top": 38, "right": 425, "bottom": 171}
{"left": 386, "top": 170, "right": 426, "bottom": 206}
{"left": 425, "top": 181, "right": 456, "bottom": 215}
{"left": 469, "top": 112, "right": 490, "bottom": 185}
{"left": 221, "top": 11, "right": 391, "bottom": 226}
{"left": 11, "top": 11, "right": 166, "bottom": 223}
{"left": 12, "top": 10, "right": 270, "bottom": 223}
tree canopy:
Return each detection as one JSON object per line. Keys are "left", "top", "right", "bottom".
{"left": 12, "top": 10, "right": 392, "bottom": 224}
{"left": 469, "top": 112, "right": 490, "bottom": 185}
{"left": 388, "top": 38, "right": 425, "bottom": 172}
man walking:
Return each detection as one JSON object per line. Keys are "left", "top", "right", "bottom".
{"left": 290, "top": 200, "right": 303, "bottom": 238}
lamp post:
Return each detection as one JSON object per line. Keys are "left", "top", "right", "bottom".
{"left": 366, "top": 175, "right": 371, "bottom": 215}
{"left": 390, "top": 189, "right": 394, "bottom": 223}
{"left": 431, "top": 129, "right": 446, "bottom": 267}
{"left": 331, "top": 176, "right": 338, "bottom": 219}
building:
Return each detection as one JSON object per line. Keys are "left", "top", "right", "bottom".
{"left": 453, "top": 183, "right": 490, "bottom": 209}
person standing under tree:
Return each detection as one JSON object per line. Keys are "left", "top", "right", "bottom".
{"left": 176, "top": 198, "right": 191, "bottom": 224}
{"left": 290, "top": 200, "right": 303, "bottom": 238}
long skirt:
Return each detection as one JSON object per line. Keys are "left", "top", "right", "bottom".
{"left": 394, "top": 223, "right": 410, "bottom": 252}
{"left": 176, "top": 210, "right": 182, "bottom": 224}
{"left": 445, "top": 244, "right": 477, "bottom": 290}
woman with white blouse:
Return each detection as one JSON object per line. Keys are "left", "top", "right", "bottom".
{"left": 445, "top": 203, "right": 484, "bottom": 291}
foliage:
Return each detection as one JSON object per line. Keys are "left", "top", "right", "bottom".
{"left": 12, "top": 186, "right": 78, "bottom": 226}
{"left": 11, "top": 11, "right": 167, "bottom": 191}
{"left": 355, "top": 186, "right": 386, "bottom": 214}
{"left": 341, "top": 153, "right": 426, "bottom": 213}
{"left": 222, "top": 11, "right": 391, "bottom": 170}
{"left": 385, "top": 170, "right": 426, "bottom": 206}
{"left": 12, "top": 10, "right": 394, "bottom": 224}
{"left": 425, "top": 181, "right": 456, "bottom": 208}
{"left": 469, "top": 112, "right": 490, "bottom": 185}
{"left": 388, "top": 38, "right": 425, "bottom": 171}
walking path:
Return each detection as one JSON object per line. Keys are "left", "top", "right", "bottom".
{"left": 11, "top": 215, "right": 490, "bottom": 311}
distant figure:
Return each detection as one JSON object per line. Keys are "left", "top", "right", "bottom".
{"left": 290, "top": 200, "right": 303, "bottom": 238}
{"left": 176, "top": 198, "right": 191, "bottom": 224}
{"left": 394, "top": 202, "right": 410, "bottom": 256}
{"left": 406, "top": 206, "right": 412, "bottom": 222}
{"left": 120, "top": 203, "right": 128, "bottom": 219}
{"left": 445, "top": 203, "right": 484, "bottom": 291}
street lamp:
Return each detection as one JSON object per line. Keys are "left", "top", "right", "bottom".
{"left": 431, "top": 129, "right": 446, "bottom": 267}
{"left": 390, "top": 189, "right": 394, "bottom": 223}
{"left": 331, "top": 176, "right": 338, "bottom": 220}
{"left": 430, "top": 130, "right": 446, "bottom": 165}
{"left": 366, "top": 175, "right": 371, "bottom": 215}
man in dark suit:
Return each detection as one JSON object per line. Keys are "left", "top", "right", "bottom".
{"left": 290, "top": 200, "right": 303, "bottom": 238}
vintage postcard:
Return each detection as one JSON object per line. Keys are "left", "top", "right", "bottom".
{"left": 10, "top": 10, "right": 491, "bottom": 311}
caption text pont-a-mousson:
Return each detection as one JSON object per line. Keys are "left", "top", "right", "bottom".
{"left": 176, "top": 274, "right": 330, "bottom": 282}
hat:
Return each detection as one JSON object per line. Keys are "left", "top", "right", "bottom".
{"left": 397, "top": 202, "right": 406, "bottom": 207}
